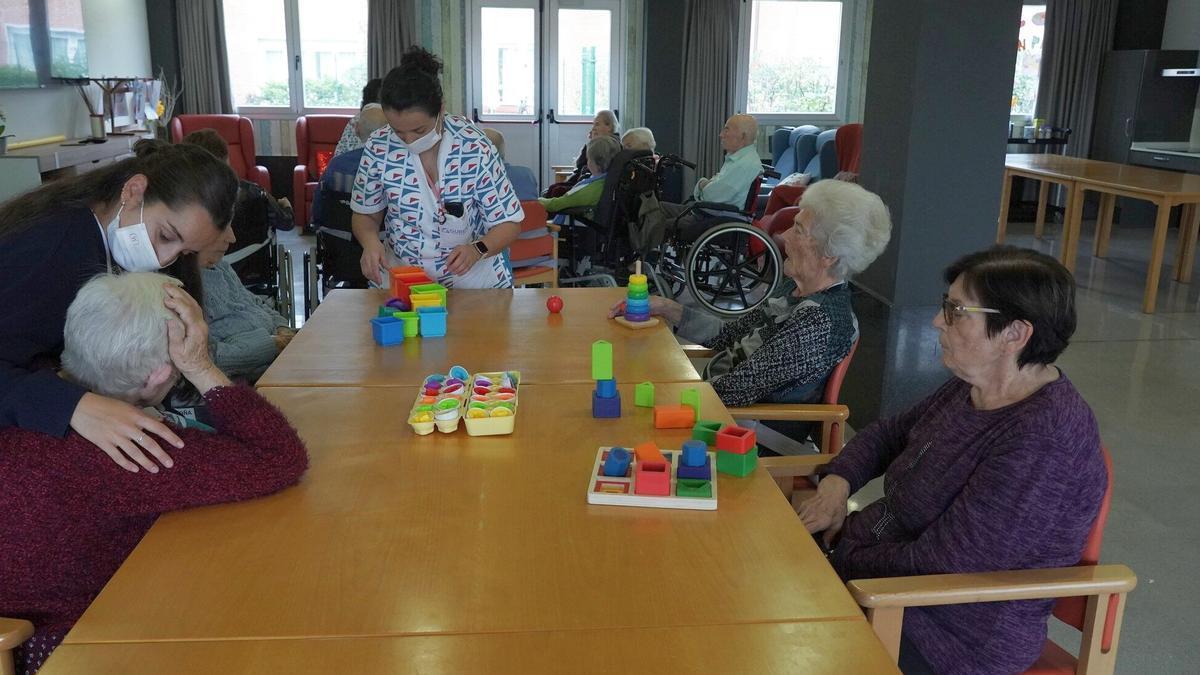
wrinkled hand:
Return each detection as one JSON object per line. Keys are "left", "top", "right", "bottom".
{"left": 274, "top": 327, "right": 297, "bottom": 351}
{"left": 70, "top": 392, "right": 182, "bottom": 473}
{"left": 446, "top": 244, "right": 482, "bottom": 276}
{"left": 606, "top": 295, "right": 684, "bottom": 324}
{"left": 797, "top": 474, "right": 851, "bottom": 548}
{"left": 163, "top": 284, "right": 211, "bottom": 377}
{"left": 359, "top": 240, "right": 387, "bottom": 285}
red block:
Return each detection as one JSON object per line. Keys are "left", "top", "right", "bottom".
{"left": 390, "top": 267, "right": 432, "bottom": 302}
{"left": 716, "top": 425, "right": 757, "bottom": 454}
{"left": 653, "top": 405, "right": 696, "bottom": 429}
{"left": 634, "top": 461, "right": 671, "bottom": 496}
{"left": 634, "top": 441, "right": 666, "bottom": 465}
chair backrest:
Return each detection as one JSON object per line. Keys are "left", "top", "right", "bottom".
{"left": 509, "top": 201, "right": 554, "bottom": 265}
{"left": 816, "top": 128, "right": 838, "bottom": 180}
{"left": 750, "top": 204, "right": 798, "bottom": 260}
{"left": 770, "top": 127, "right": 794, "bottom": 166}
{"left": 297, "top": 115, "right": 353, "bottom": 180}
{"left": 802, "top": 130, "right": 837, "bottom": 179}
{"left": 823, "top": 338, "right": 858, "bottom": 405}
{"left": 592, "top": 148, "right": 652, "bottom": 236}
{"left": 742, "top": 173, "right": 765, "bottom": 214}
{"left": 171, "top": 114, "right": 257, "bottom": 183}
{"left": 1051, "top": 446, "right": 1115, "bottom": 634}
{"left": 835, "top": 123, "right": 863, "bottom": 174}
{"left": 794, "top": 132, "right": 819, "bottom": 175}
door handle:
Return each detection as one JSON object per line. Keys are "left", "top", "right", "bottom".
{"left": 1124, "top": 117, "right": 1133, "bottom": 138}
{"left": 547, "top": 109, "right": 559, "bottom": 124}
{"left": 1152, "top": 156, "right": 1170, "bottom": 162}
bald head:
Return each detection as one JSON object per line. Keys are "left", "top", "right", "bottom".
{"left": 357, "top": 104, "right": 388, "bottom": 142}
{"left": 720, "top": 114, "right": 758, "bottom": 153}
{"left": 481, "top": 127, "right": 505, "bottom": 159}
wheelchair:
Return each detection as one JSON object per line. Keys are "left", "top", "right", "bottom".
{"left": 302, "top": 189, "right": 369, "bottom": 319}
{"left": 630, "top": 154, "right": 783, "bottom": 317}
{"left": 225, "top": 184, "right": 297, "bottom": 327}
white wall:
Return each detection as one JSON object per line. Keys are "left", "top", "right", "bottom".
{"left": 1, "top": 0, "right": 152, "bottom": 143}
{"left": 1163, "top": 0, "right": 1200, "bottom": 50}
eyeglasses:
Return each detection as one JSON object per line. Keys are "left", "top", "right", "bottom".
{"left": 941, "top": 293, "right": 1001, "bottom": 325}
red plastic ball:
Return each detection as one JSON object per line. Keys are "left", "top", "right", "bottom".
{"left": 546, "top": 295, "right": 564, "bottom": 313}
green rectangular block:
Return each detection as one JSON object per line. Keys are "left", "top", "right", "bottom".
{"left": 379, "top": 306, "right": 397, "bottom": 317}
{"left": 591, "top": 340, "right": 613, "bottom": 381}
{"left": 716, "top": 447, "right": 758, "bottom": 477}
{"left": 680, "top": 387, "right": 700, "bottom": 416}
{"left": 692, "top": 420, "right": 723, "bottom": 445}
{"left": 675, "top": 479, "right": 712, "bottom": 499}
{"left": 393, "top": 311, "right": 419, "bottom": 337}
{"left": 635, "top": 381, "right": 655, "bottom": 407}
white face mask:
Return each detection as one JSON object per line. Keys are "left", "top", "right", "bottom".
{"left": 106, "top": 203, "right": 162, "bottom": 272}
{"left": 404, "top": 115, "right": 442, "bottom": 154}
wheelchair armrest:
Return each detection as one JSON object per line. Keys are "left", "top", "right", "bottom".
{"left": 690, "top": 201, "right": 742, "bottom": 214}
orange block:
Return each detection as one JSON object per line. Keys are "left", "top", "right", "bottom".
{"left": 653, "top": 405, "right": 696, "bottom": 429}
{"left": 634, "top": 441, "right": 666, "bottom": 465}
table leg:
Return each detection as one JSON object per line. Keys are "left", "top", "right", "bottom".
{"left": 1175, "top": 203, "right": 1198, "bottom": 283}
{"left": 1034, "top": 181, "right": 1049, "bottom": 239}
{"left": 1142, "top": 199, "right": 1173, "bottom": 314}
{"left": 996, "top": 169, "right": 1013, "bottom": 244}
{"left": 1093, "top": 193, "right": 1116, "bottom": 257}
{"left": 1061, "top": 182, "right": 1084, "bottom": 273}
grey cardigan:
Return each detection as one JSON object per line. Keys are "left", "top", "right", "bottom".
{"left": 201, "top": 261, "right": 290, "bottom": 380}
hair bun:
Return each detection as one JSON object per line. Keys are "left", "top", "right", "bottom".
{"left": 133, "top": 138, "right": 171, "bottom": 158}
{"left": 400, "top": 47, "right": 443, "bottom": 77}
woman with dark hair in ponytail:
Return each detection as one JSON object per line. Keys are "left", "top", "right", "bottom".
{"left": 351, "top": 47, "right": 524, "bottom": 289}
{"left": 0, "top": 139, "right": 239, "bottom": 473}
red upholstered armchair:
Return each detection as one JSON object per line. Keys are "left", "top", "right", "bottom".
{"left": 294, "top": 114, "right": 352, "bottom": 229}
{"left": 170, "top": 114, "right": 271, "bottom": 192}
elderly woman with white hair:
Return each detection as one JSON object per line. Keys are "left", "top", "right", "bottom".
{"left": 621, "top": 127, "right": 656, "bottom": 152}
{"left": 539, "top": 135, "right": 623, "bottom": 218}
{"left": 0, "top": 273, "right": 308, "bottom": 674}
{"left": 544, "top": 109, "right": 621, "bottom": 198}
{"left": 608, "top": 180, "right": 891, "bottom": 409}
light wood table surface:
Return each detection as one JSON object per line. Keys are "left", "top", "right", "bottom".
{"left": 42, "top": 622, "right": 898, "bottom": 674}
{"left": 62, "top": 384, "right": 861, "bottom": 644}
{"left": 259, "top": 288, "right": 701, "bottom": 387}
{"left": 997, "top": 153, "right": 1200, "bottom": 313}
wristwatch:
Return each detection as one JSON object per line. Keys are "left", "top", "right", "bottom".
{"left": 472, "top": 240, "right": 489, "bottom": 257}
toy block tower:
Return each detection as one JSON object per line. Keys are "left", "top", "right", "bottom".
{"left": 614, "top": 261, "right": 660, "bottom": 329}
{"left": 591, "top": 340, "right": 620, "bottom": 418}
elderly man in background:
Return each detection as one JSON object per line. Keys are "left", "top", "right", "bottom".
{"left": 482, "top": 128, "right": 540, "bottom": 201}
{"left": 660, "top": 114, "right": 761, "bottom": 239}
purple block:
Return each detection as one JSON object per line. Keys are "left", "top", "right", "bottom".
{"left": 624, "top": 312, "right": 651, "bottom": 322}
{"left": 592, "top": 389, "right": 622, "bottom": 418}
{"left": 676, "top": 457, "right": 711, "bottom": 481}
{"left": 385, "top": 298, "right": 408, "bottom": 311}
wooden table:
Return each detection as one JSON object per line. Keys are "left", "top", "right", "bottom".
{"left": 42, "top": 622, "right": 898, "bottom": 674}
{"left": 996, "top": 154, "right": 1200, "bottom": 313}
{"left": 61, "top": 385, "right": 861, "bottom": 644}
{"left": 259, "top": 288, "right": 701, "bottom": 387}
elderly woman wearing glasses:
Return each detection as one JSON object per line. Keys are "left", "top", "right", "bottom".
{"left": 799, "top": 246, "right": 1107, "bottom": 675}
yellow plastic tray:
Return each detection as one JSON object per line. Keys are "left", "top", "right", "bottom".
{"left": 461, "top": 371, "right": 520, "bottom": 436}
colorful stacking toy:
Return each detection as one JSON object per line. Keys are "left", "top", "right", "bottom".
{"left": 613, "top": 261, "right": 660, "bottom": 329}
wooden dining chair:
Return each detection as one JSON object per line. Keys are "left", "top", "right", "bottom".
{"left": 511, "top": 201, "right": 559, "bottom": 288}
{"left": 762, "top": 447, "right": 1138, "bottom": 675}
{"left": 0, "top": 617, "right": 34, "bottom": 675}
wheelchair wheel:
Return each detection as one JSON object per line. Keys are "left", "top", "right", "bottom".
{"left": 684, "top": 222, "right": 781, "bottom": 317}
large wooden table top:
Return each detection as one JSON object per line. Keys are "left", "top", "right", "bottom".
{"left": 258, "top": 288, "right": 701, "bottom": 388}
{"left": 62, "top": 384, "right": 860, "bottom": 644}
{"left": 43, "top": 622, "right": 898, "bottom": 674}
{"left": 1006, "top": 153, "right": 1200, "bottom": 198}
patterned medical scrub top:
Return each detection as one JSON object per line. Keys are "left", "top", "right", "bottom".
{"left": 350, "top": 114, "right": 524, "bottom": 288}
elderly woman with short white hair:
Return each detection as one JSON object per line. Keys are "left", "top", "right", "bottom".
{"left": 608, "top": 180, "right": 891, "bottom": 408}
{"left": 621, "top": 127, "right": 657, "bottom": 152}
{"left": 0, "top": 273, "right": 308, "bottom": 673}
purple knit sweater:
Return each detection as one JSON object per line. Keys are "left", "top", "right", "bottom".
{"left": 826, "top": 374, "right": 1105, "bottom": 675}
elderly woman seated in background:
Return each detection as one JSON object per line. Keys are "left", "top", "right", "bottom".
{"left": 539, "top": 135, "right": 623, "bottom": 219}
{"left": 544, "top": 109, "right": 621, "bottom": 198}
{"left": 621, "top": 127, "right": 656, "bottom": 153}
{"left": 800, "top": 246, "right": 1106, "bottom": 675}
{"left": 609, "top": 180, "right": 891, "bottom": 409}
{"left": 0, "top": 273, "right": 308, "bottom": 674}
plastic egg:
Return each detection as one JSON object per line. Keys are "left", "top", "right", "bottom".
{"left": 412, "top": 412, "right": 433, "bottom": 423}
{"left": 449, "top": 366, "right": 469, "bottom": 381}
{"left": 467, "top": 408, "right": 489, "bottom": 419}
{"left": 490, "top": 407, "right": 513, "bottom": 417}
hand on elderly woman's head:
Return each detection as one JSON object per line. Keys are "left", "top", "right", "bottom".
{"left": 162, "top": 283, "right": 212, "bottom": 377}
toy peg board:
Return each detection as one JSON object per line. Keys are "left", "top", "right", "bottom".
{"left": 613, "top": 315, "right": 660, "bottom": 330}
{"left": 586, "top": 447, "right": 718, "bottom": 511}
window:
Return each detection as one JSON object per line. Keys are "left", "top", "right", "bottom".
{"left": 739, "top": 0, "right": 849, "bottom": 118}
{"left": 223, "top": 0, "right": 367, "bottom": 113}
{"left": 479, "top": 7, "right": 536, "bottom": 117}
{"left": 0, "top": 0, "right": 88, "bottom": 88}
{"left": 47, "top": 0, "right": 85, "bottom": 78}
{"left": 1010, "top": 5, "right": 1046, "bottom": 116}
{"left": 555, "top": 8, "right": 611, "bottom": 117}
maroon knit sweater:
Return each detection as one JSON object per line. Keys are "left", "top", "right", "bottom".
{"left": 0, "top": 385, "right": 308, "bottom": 673}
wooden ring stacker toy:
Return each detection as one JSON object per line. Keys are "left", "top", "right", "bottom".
{"left": 613, "top": 260, "right": 660, "bottom": 330}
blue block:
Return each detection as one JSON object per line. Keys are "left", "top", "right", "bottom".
{"left": 681, "top": 440, "right": 708, "bottom": 467}
{"left": 418, "top": 306, "right": 448, "bottom": 337}
{"left": 370, "top": 317, "right": 405, "bottom": 346}
{"left": 592, "top": 389, "right": 621, "bottom": 418}
{"left": 603, "top": 447, "right": 631, "bottom": 477}
{"left": 596, "top": 378, "right": 618, "bottom": 399}
{"left": 676, "top": 457, "right": 711, "bottom": 481}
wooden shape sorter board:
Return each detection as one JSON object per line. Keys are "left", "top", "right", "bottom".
{"left": 586, "top": 447, "right": 718, "bottom": 511}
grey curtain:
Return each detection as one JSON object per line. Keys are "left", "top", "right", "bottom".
{"left": 368, "top": 0, "right": 419, "bottom": 79}
{"left": 1035, "top": 0, "right": 1120, "bottom": 157}
{"left": 679, "top": 0, "right": 740, "bottom": 187}
{"left": 176, "top": 0, "right": 234, "bottom": 114}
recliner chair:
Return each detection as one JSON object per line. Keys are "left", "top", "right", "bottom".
{"left": 294, "top": 114, "right": 353, "bottom": 229}
{"left": 170, "top": 114, "right": 271, "bottom": 192}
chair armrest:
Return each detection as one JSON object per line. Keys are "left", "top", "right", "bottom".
{"left": 848, "top": 564, "right": 1138, "bottom": 609}
{"left": 251, "top": 166, "right": 272, "bottom": 193}
{"left": 690, "top": 201, "right": 742, "bottom": 214}
{"left": 681, "top": 344, "right": 715, "bottom": 358}
{"left": 293, "top": 165, "right": 309, "bottom": 228}
{"left": 0, "top": 617, "right": 34, "bottom": 651}
{"left": 729, "top": 403, "right": 849, "bottom": 424}
{"left": 545, "top": 222, "right": 562, "bottom": 233}
{"left": 759, "top": 454, "right": 833, "bottom": 479}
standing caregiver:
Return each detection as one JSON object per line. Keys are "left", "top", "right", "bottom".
{"left": 351, "top": 47, "right": 524, "bottom": 289}
{"left": 0, "top": 139, "right": 239, "bottom": 473}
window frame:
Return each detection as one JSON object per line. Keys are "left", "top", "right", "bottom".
{"left": 734, "top": 0, "right": 860, "bottom": 125}
{"left": 224, "top": 0, "right": 366, "bottom": 119}
{"left": 467, "top": 0, "right": 542, "bottom": 124}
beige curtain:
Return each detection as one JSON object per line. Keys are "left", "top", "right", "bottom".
{"left": 176, "top": 0, "right": 234, "bottom": 114}
{"left": 368, "top": 0, "right": 419, "bottom": 79}
{"left": 679, "top": 0, "right": 740, "bottom": 188}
